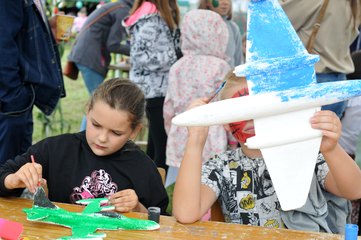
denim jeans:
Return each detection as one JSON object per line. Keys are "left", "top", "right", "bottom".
{"left": 76, "top": 63, "right": 104, "bottom": 95}
{"left": 76, "top": 63, "right": 105, "bottom": 130}
{"left": 316, "top": 73, "right": 347, "bottom": 118}
{"left": 0, "top": 108, "right": 33, "bottom": 164}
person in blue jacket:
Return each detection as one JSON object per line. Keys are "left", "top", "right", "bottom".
{"left": 0, "top": 0, "right": 65, "bottom": 165}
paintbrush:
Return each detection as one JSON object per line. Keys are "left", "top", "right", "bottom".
{"left": 30, "top": 155, "right": 42, "bottom": 188}
{"left": 207, "top": 80, "right": 227, "bottom": 103}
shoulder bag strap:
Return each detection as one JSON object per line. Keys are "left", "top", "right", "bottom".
{"left": 77, "top": 4, "right": 124, "bottom": 38}
{"left": 306, "top": 0, "right": 329, "bottom": 53}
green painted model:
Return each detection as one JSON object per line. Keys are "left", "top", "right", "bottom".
{"left": 23, "top": 187, "right": 159, "bottom": 239}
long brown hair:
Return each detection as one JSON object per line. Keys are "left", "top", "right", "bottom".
{"left": 130, "top": 0, "right": 180, "bottom": 30}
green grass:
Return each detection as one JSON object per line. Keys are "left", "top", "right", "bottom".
{"left": 166, "top": 183, "right": 175, "bottom": 215}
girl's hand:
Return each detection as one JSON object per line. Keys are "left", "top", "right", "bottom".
{"left": 5, "top": 162, "right": 43, "bottom": 193}
{"left": 108, "top": 189, "right": 143, "bottom": 213}
{"left": 186, "top": 97, "right": 209, "bottom": 111}
{"left": 186, "top": 98, "right": 210, "bottom": 141}
{"left": 310, "top": 110, "right": 341, "bottom": 153}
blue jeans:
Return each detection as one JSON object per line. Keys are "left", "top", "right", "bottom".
{"left": 0, "top": 108, "right": 33, "bottom": 165}
{"left": 76, "top": 63, "right": 104, "bottom": 95}
{"left": 316, "top": 73, "right": 347, "bottom": 119}
{"left": 76, "top": 63, "right": 105, "bottom": 130}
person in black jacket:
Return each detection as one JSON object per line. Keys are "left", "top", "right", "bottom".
{"left": 0, "top": 79, "right": 168, "bottom": 214}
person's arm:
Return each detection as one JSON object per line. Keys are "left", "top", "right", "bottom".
{"left": 0, "top": 150, "right": 43, "bottom": 196}
{"left": 163, "top": 69, "right": 177, "bottom": 134}
{"left": 172, "top": 98, "right": 217, "bottom": 223}
{"left": 106, "top": 11, "right": 130, "bottom": 56}
{"left": 0, "top": 0, "right": 32, "bottom": 112}
{"left": 109, "top": 149, "right": 169, "bottom": 214}
{"left": 48, "top": 13, "right": 66, "bottom": 44}
{"left": 311, "top": 110, "right": 361, "bottom": 199}
{"left": 163, "top": 95, "right": 174, "bottom": 135}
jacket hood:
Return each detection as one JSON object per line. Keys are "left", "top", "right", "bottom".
{"left": 181, "top": 9, "right": 229, "bottom": 61}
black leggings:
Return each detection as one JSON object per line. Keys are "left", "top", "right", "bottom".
{"left": 146, "top": 97, "right": 168, "bottom": 172}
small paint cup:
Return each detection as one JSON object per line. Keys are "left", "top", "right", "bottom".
{"left": 345, "top": 224, "right": 358, "bottom": 240}
{"left": 56, "top": 14, "right": 74, "bottom": 40}
{"left": 148, "top": 207, "right": 160, "bottom": 223}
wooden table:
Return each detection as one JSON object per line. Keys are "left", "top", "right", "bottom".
{"left": 0, "top": 197, "right": 348, "bottom": 239}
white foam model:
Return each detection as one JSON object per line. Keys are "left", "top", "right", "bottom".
{"left": 172, "top": 0, "right": 361, "bottom": 210}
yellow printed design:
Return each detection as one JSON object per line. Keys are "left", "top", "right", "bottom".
{"left": 241, "top": 172, "right": 251, "bottom": 189}
{"left": 264, "top": 219, "right": 280, "bottom": 228}
{"left": 239, "top": 194, "right": 255, "bottom": 210}
{"left": 228, "top": 161, "right": 239, "bottom": 169}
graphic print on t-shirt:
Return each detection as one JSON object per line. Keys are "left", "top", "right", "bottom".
{"left": 235, "top": 157, "right": 281, "bottom": 227}
{"left": 70, "top": 169, "right": 118, "bottom": 203}
{"left": 204, "top": 150, "right": 283, "bottom": 227}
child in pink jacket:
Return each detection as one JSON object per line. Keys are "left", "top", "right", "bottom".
{"left": 163, "top": 9, "right": 231, "bottom": 187}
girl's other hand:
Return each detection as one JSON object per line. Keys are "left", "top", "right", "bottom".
{"left": 187, "top": 97, "right": 209, "bottom": 109}
{"left": 108, "top": 189, "right": 143, "bottom": 213}
{"left": 310, "top": 110, "right": 341, "bottom": 153}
